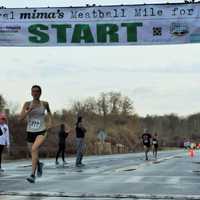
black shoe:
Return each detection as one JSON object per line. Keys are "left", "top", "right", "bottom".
{"left": 55, "top": 161, "right": 59, "bottom": 165}
{"left": 0, "top": 168, "right": 4, "bottom": 173}
{"left": 37, "top": 162, "right": 44, "bottom": 177}
{"left": 26, "top": 174, "right": 35, "bottom": 183}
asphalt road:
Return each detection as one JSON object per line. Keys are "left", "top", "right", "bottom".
{"left": 1, "top": 150, "right": 200, "bottom": 200}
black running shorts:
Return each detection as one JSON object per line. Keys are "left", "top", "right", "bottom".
{"left": 26, "top": 130, "right": 47, "bottom": 143}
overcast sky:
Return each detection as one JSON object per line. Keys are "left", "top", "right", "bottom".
{"left": 0, "top": 0, "right": 200, "bottom": 117}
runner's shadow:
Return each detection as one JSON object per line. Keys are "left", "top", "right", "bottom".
{"left": 74, "top": 165, "right": 87, "bottom": 172}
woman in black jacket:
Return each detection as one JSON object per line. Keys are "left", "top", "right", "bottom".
{"left": 55, "top": 124, "right": 70, "bottom": 165}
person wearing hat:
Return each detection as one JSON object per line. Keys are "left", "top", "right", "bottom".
{"left": 0, "top": 113, "right": 10, "bottom": 172}
{"left": 142, "top": 129, "right": 152, "bottom": 161}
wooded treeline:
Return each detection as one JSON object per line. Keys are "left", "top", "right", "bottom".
{"left": 0, "top": 93, "right": 199, "bottom": 159}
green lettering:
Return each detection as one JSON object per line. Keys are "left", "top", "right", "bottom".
{"left": 52, "top": 24, "right": 72, "bottom": 43}
{"left": 122, "top": 23, "right": 143, "bottom": 42}
{"left": 72, "top": 24, "right": 94, "bottom": 43}
{"left": 97, "top": 24, "right": 119, "bottom": 43}
{"left": 29, "top": 24, "right": 49, "bottom": 43}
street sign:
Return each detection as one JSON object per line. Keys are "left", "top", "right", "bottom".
{"left": 97, "top": 130, "right": 107, "bottom": 142}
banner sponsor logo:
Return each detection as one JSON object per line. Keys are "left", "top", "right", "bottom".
{"left": 170, "top": 22, "right": 189, "bottom": 36}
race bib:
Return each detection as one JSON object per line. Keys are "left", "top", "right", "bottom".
{"left": 29, "top": 119, "right": 41, "bottom": 130}
{"left": 144, "top": 139, "right": 149, "bottom": 143}
{"left": 153, "top": 141, "right": 157, "bottom": 144}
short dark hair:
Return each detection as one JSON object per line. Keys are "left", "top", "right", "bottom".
{"left": 32, "top": 85, "right": 42, "bottom": 93}
{"left": 76, "top": 116, "right": 82, "bottom": 126}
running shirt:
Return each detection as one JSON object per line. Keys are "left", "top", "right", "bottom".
{"left": 26, "top": 101, "right": 46, "bottom": 133}
{"left": 0, "top": 124, "right": 10, "bottom": 146}
{"left": 142, "top": 133, "right": 152, "bottom": 146}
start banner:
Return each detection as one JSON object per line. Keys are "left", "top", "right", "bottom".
{"left": 0, "top": 3, "right": 200, "bottom": 46}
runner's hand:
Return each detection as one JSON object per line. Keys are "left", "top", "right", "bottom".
{"left": 26, "top": 106, "right": 34, "bottom": 113}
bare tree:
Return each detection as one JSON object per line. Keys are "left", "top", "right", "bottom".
{"left": 109, "top": 92, "right": 122, "bottom": 115}
{"left": 97, "top": 93, "right": 109, "bottom": 129}
{"left": 84, "top": 97, "right": 98, "bottom": 114}
{"left": 121, "top": 96, "right": 134, "bottom": 116}
{"left": 0, "top": 95, "right": 6, "bottom": 112}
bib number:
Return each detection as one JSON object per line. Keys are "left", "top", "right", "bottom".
{"left": 144, "top": 139, "right": 149, "bottom": 143}
{"left": 29, "top": 119, "right": 41, "bottom": 130}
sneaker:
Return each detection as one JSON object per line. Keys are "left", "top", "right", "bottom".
{"left": 55, "top": 161, "right": 59, "bottom": 165}
{"left": 26, "top": 174, "right": 35, "bottom": 183}
{"left": 37, "top": 162, "right": 44, "bottom": 177}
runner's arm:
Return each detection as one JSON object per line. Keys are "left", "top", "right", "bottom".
{"left": 19, "top": 102, "right": 32, "bottom": 121}
{"left": 45, "top": 102, "right": 53, "bottom": 130}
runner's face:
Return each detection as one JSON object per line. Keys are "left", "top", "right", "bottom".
{"left": 31, "top": 88, "right": 41, "bottom": 100}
